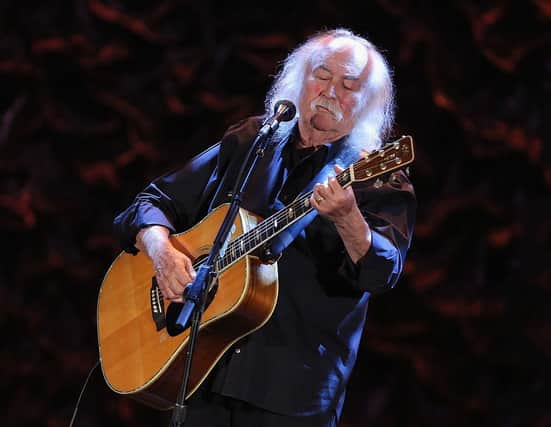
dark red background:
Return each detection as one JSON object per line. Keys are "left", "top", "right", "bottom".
{"left": 1, "top": 1, "right": 549, "bottom": 426}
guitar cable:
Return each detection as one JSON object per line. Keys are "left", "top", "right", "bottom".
{"left": 69, "top": 359, "right": 100, "bottom": 427}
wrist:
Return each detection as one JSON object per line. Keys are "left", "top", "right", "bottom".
{"left": 332, "top": 205, "right": 364, "bottom": 229}
{"left": 137, "top": 226, "right": 171, "bottom": 259}
{"left": 333, "top": 207, "right": 372, "bottom": 263}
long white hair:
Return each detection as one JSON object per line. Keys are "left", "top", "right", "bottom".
{"left": 265, "top": 29, "right": 395, "bottom": 154}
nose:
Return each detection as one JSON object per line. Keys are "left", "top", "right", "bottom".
{"left": 322, "top": 81, "right": 336, "bottom": 98}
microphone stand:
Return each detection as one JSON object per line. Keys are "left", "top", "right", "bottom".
{"left": 168, "top": 114, "right": 288, "bottom": 427}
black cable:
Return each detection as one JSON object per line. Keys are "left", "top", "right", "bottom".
{"left": 69, "top": 359, "right": 100, "bottom": 427}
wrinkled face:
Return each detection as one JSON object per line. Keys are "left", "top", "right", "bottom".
{"left": 298, "top": 37, "right": 371, "bottom": 143}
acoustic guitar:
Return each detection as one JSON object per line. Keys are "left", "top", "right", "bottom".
{"left": 97, "top": 136, "right": 414, "bottom": 410}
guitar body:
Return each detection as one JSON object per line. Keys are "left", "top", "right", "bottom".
{"left": 97, "top": 204, "right": 279, "bottom": 410}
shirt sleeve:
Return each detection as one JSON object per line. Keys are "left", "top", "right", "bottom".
{"left": 113, "top": 142, "right": 221, "bottom": 254}
{"left": 113, "top": 116, "right": 265, "bottom": 254}
{"left": 337, "top": 170, "right": 416, "bottom": 294}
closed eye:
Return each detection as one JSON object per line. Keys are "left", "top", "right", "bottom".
{"left": 313, "top": 66, "right": 332, "bottom": 81}
{"left": 343, "top": 79, "right": 359, "bottom": 91}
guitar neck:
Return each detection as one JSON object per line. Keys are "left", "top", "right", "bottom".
{"left": 214, "top": 135, "right": 414, "bottom": 273}
{"left": 215, "top": 169, "right": 352, "bottom": 272}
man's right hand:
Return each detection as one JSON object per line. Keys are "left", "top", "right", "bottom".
{"left": 136, "top": 226, "right": 196, "bottom": 303}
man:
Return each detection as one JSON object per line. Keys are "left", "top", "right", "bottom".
{"left": 114, "top": 28, "right": 416, "bottom": 426}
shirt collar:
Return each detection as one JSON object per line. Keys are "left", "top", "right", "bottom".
{"left": 286, "top": 123, "right": 349, "bottom": 163}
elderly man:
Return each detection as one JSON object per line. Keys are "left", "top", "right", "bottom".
{"left": 114, "top": 28, "right": 415, "bottom": 427}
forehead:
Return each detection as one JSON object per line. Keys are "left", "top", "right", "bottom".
{"left": 309, "top": 37, "right": 370, "bottom": 76}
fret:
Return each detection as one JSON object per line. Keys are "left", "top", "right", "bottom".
{"left": 338, "top": 170, "right": 350, "bottom": 186}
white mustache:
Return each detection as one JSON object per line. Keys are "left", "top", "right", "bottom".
{"left": 310, "top": 97, "right": 343, "bottom": 121}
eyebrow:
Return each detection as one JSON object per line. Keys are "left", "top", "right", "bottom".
{"left": 315, "top": 65, "right": 360, "bottom": 80}
{"left": 314, "top": 65, "right": 332, "bottom": 74}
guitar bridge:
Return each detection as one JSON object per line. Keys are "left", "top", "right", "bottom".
{"left": 150, "top": 277, "right": 166, "bottom": 331}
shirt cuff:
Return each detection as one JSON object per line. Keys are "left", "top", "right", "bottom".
{"left": 115, "top": 204, "right": 177, "bottom": 254}
{"left": 338, "top": 230, "right": 401, "bottom": 293}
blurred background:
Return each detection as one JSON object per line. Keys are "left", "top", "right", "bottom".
{"left": 1, "top": 1, "right": 549, "bottom": 426}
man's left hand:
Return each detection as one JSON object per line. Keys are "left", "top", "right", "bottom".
{"left": 311, "top": 163, "right": 372, "bottom": 262}
{"left": 311, "top": 164, "right": 356, "bottom": 222}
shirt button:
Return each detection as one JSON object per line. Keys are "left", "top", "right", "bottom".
{"left": 234, "top": 348, "right": 241, "bottom": 354}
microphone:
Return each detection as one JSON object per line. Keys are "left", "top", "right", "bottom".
{"left": 259, "top": 100, "right": 296, "bottom": 136}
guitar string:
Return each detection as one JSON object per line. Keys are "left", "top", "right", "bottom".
{"left": 190, "top": 146, "right": 406, "bottom": 271}
{"left": 230, "top": 145, "right": 402, "bottom": 246}
{"left": 219, "top": 152, "right": 403, "bottom": 268}
{"left": 217, "top": 169, "right": 350, "bottom": 269}
{"left": 223, "top": 167, "right": 352, "bottom": 252}
{"left": 218, "top": 153, "right": 404, "bottom": 269}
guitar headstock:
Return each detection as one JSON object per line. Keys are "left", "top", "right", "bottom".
{"left": 351, "top": 135, "right": 414, "bottom": 183}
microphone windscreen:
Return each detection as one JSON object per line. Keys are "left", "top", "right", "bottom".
{"left": 274, "top": 100, "right": 296, "bottom": 122}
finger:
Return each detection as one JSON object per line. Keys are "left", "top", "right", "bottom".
{"left": 325, "top": 178, "right": 336, "bottom": 195}
{"left": 313, "top": 184, "right": 325, "bottom": 200}
{"left": 328, "top": 176, "right": 342, "bottom": 193}
{"left": 310, "top": 190, "right": 326, "bottom": 208}
{"left": 314, "top": 183, "right": 324, "bottom": 194}
{"left": 166, "top": 291, "right": 182, "bottom": 303}
{"left": 154, "top": 264, "right": 164, "bottom": 279}
{"left": 157, "top": 271, "right": 185, "bottom": 299}
{"left": 311, "top": 194, "right": 323, "bottom": 210}
{"left": 344, "top": 186, "right": 356, "bottom": 201}
{"left": 317, "top": 182, "right": 333, "bottom": 198}
{"left": 313, "top": 186, "right": 328, "bottom": 204}
{"left": 161, "top": 284, "right": 178, "bottom": 300}
{"left": 172, "top": 281, "right": 192, "bottom": 303}
{"left": 166, "top": 279, "right": 189, "bottom": 302}
{"left": 168, "top": 278, "right": 187, "bottom": 296}
{"left": 183, "top": 257, "right": 197, "bottom": 280}
{"left": 333, "top": 164, "right": 344, "bottom": 173}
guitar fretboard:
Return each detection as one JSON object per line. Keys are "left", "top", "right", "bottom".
{"left": 214, "top": 170, "right": 352, "bottom": 272}
{"left": 212, "top": 136, "right": 413, "bottom": 272}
